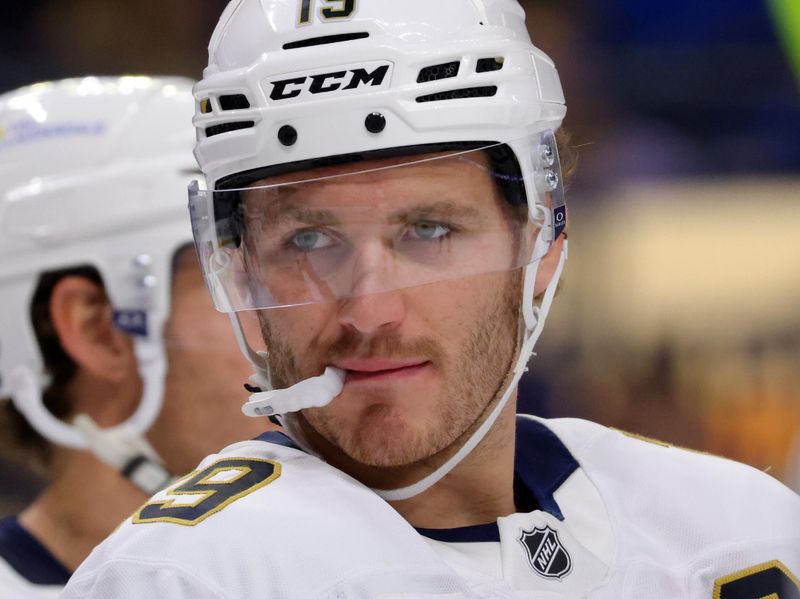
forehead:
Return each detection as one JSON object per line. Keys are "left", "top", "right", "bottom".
{"left": 244, "top": 151, "right": 502, "bottom": 209}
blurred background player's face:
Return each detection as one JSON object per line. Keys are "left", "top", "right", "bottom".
{"left": 147, "top": 247, "right": 266, "bottom": 475}
{"left": 254, "top": 155, "right": 525, "bottom": 468}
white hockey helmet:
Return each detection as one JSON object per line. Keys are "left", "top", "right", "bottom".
{"left": 191, "top": 0, "right": 569, "bottom": 499}
{"left": 0, "top": 77, "right": 197, "bottom": 492}
{"left": 194, "top": 0, "right": 565, "bottom": 187}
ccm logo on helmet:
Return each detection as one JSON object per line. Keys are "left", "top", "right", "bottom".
{"left": 267, "top": 62, "right": 392, "bottom": 103}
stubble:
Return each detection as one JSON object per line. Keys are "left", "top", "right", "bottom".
{"left": 261, "top": 272, "right": 522, "bottom": 468}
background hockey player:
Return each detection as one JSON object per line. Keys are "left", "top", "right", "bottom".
{"left": 63, "top": 2, "right": 800, "bottom": 597}
{"left": 0, "top": 76, "right": 267, "bottom": 597}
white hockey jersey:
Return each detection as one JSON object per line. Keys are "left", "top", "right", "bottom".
{"left": 61, "top": 432, "right": 474, "bottom": 599}
{"left": 416, "top": 415, "right": 800, "bottom": 597}
{"left": 61, "top": 419, "right": 800, "bottom": 598}
{"left": 0, "top": 516, "right": 69, "bottom": 599}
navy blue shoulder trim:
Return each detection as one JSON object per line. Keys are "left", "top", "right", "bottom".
{"left": 254, "top": 431, "right": 303, "bottom": 451}
{"left": 418, "top": 418, "right": 580, "bottom": 543}
{"left": 0, "top": 516, "right": 71, "bottom": 585}
{"left": 514, "top": 416, "right": 579, "bottom": 521}
{"left": 416, "top": 521, "right": 500, "bottom": 543}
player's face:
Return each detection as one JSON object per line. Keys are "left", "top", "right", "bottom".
{"left": 147, "top": 247, "right": 266, "bottom": 475}
{"left": 255, "top": 154, "right": 524, "bottom": 467}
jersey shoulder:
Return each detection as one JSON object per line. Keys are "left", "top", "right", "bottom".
{"left": 67, "top": 433, "right": 463, "bottom": 598}
{"left": 527, "top": 416, "right": 800, "bottom": 559}
{"left": 533, "top": 414, "right": 797, "bottom": 505}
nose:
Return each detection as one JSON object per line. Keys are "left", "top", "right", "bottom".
{"left": 337, "top": 289, "right": 406, "bottom": 335}
{"left": 336, "top": 239, "right": 406, "bottom": 334}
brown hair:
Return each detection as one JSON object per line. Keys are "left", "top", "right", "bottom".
{"left": 556, "top": 127, "right": 578, "bottom": 192}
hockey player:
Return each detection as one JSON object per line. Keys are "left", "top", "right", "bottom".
{"left": 62, "top": 2, "right": 800, "bottom": 598}
{"left": 0, "top": 77, "right": 268, "bottom": 597}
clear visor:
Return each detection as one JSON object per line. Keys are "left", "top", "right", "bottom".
{"left": 190, "top": 133, "right": 566, "bottom": 312}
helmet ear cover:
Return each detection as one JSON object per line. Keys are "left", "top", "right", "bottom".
{"left": 211, "top": 141, "right": 527, "bottom": 250}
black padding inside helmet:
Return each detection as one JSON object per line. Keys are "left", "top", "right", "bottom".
{"left": 216, "top": 141, "right": 491, "bottom": 190}
{"left": 484, "top": 143, "right": 527, "bottom": 206}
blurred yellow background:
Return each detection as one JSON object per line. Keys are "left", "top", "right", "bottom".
{"left": 536, "top": 178, "right": 800, "bottom": 488}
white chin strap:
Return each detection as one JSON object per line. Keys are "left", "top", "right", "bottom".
{"left": 376, "top": 242, "right": 567, "bottom": 501}
{"left": 237, "top": 241, "right": 568, "bottom": 502}
{"left": 9, "top": 332, "right": 175, "bottom": 496}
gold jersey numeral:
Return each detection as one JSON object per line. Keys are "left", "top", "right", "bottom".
{"left": 132, "top": 457, "right": 281, "bottom": 526}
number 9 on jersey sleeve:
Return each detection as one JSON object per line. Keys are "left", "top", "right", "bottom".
{"left": 713, "top": 560, "right": 800, "bottom": 599}
{"left": 133, "top": 458, "right": 281, "bottom": 526}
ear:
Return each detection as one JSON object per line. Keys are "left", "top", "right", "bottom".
{"left": 49, "top": 276, "right": 136, "bottom": 383}
{"left": 533, "top": 233, "right": 566, "bottom": 298}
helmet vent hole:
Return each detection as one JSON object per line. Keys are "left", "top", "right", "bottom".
{"left": 218, "top": 94, "right": 251, "bottom": 111}
{"left": 476, "top": 58, "right": 504, "bottom": 73}
{"left": 417, "top": 61, "right": 461, "bottom": 83}
{"left": 416, "top": 86, "right": 497, "bottom": 103}
{"left": 283, "top": 32, "right": 369, "bottom": 50}
{"left": 205, "top": 121, "right": 255, "bottom": 138}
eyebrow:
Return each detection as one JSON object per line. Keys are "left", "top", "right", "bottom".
{"left": 247, "top": 196, "right": 483, "bottom": 230}
{"left": 245, "top": 195, "right": 341, "bottom": 230}
{"left": 387, "top": 201, "right": 482, "bottom": 225}
{"left": 275, "top": 208, "right": 341, "bottom": 228}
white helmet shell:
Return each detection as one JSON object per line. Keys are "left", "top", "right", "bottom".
{"left": 0, "top": 76, "right": 197, "bottom": 451}
{"left": 194, "top": 0, "right": 566, "bottom": 189}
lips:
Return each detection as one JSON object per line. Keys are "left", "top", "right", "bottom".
{"left": 333, "top": 358, "right": 431, "bottom": 383}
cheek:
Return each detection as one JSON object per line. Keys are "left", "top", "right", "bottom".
{"left": 408, "top": 277, "right": 494, "bottom": 343}
{"left": 261, "top": 303, "right": 338, "bottom": 361}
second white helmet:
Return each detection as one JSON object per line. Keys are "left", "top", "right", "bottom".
{"left": 0, "top": 76, "right": 197, "bottom": 492}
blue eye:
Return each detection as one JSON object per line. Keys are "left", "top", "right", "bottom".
{"left": 409, "top": 221, "right": 450, "bottom": 241}
{"left": 290, "top": 229, "right": 333, "bottom": 251}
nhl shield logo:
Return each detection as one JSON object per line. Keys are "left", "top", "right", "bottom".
{"left": 518, "top": 525, "right": 572, "bottom": 580}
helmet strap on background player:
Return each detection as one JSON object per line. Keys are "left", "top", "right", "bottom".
{"left": 0, "top": 77, "right": 199, "bottom": 496}
{"left": 8, "top": 307, "right": 175, "bottom": 495}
